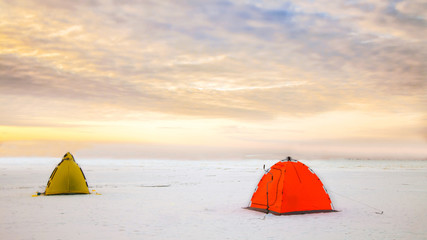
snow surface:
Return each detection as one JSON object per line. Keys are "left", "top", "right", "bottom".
{"left": 0, "top": 158, "right": 426, "bottom": 240}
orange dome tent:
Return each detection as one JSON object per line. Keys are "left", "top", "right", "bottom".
{"left": 248, "top": 157, "right": 336, "bottom": 215}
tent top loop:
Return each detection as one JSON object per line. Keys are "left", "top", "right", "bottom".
{"left": 281, "top": 156, "right": 297, "bottom": 162}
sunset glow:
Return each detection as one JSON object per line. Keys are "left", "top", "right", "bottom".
{"left": 1, "top": 0, "right": 426, "bottom": 159}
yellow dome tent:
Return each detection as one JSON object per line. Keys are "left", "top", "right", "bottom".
{"left": 43, "top": 152, "right": 90, "bottom": 195}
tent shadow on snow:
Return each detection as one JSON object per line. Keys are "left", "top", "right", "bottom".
{"left": 247, "top": 156, "right": 337, "bottom": 215}
{"left": 38, "top": 152, "right": 90, "bottom": 195}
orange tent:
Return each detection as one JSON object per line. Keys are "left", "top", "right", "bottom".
{"left": 248, "top": 157, "right": 336, "bottom": 215}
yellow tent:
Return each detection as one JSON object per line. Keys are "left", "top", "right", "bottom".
{"left": 44, "top": 152, "right": 90, "bottom": 195}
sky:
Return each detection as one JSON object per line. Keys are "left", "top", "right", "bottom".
{"left": 0, "top": 0, "right": 426, "bottom": 160}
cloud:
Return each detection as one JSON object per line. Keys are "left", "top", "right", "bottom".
{"left": 0, "top": 0, "right": 425, "bottom": 128}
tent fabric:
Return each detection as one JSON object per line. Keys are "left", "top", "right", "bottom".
{"left": 44, "top": 152, "right": 90, "bottom": 195}
{"left": 248, "top": 158, "right": 335, "bottom": 215}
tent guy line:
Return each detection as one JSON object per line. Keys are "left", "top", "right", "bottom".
{"left": 32, "top": 152, "right": 384, "bottom": 216}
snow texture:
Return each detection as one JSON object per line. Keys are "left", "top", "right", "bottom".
{"left": 0, "top": 158, "right": 426, "bottom": 239}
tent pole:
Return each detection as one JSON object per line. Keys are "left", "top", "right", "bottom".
{"left": 265, "top": 171, "right": 274, "bottom": 214}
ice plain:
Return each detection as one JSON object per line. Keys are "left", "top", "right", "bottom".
{"left": 0, "top": 158, "right": 426, "bottom": 240}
